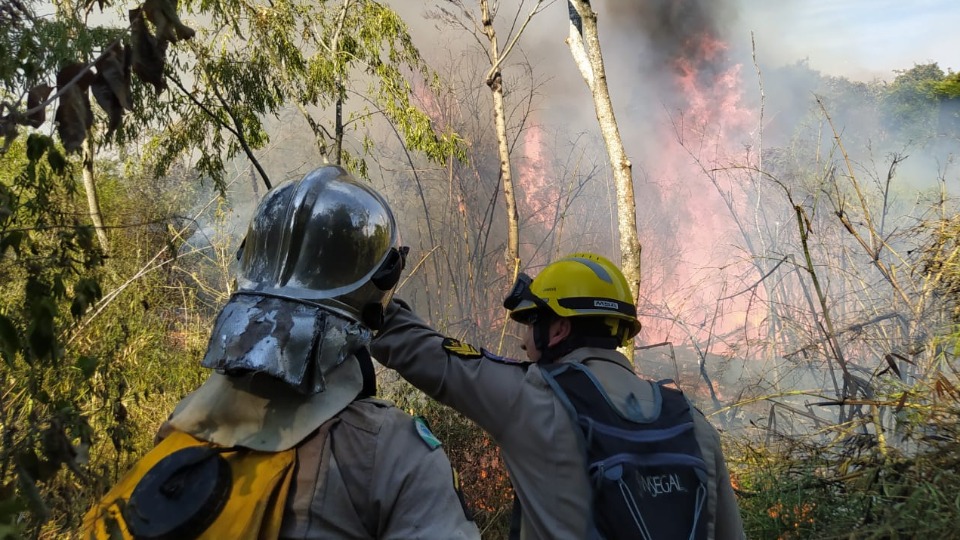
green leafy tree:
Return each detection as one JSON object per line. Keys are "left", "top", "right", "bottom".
{"left": 0, "top": 134, "right": 106, "bottom": 536}
{"left": 138, "top": 0, "right": 465, "bottom": 188}
{"left": 2, "top": 0, "right": 462, "bottom": 207}
{"left": 930, "top": 71, "right": 960, "bottom": 136}
{"left": 880, "top": 62, "right": 945, "bottom": 141}
{"left": 1, "top": 0, "right": 464, "bottom": 535}
{"left": 931, "top": 71, "right": 960, "bottom": 99}
{"left": 0, "top": 136, "right": 215, "bottom": 537}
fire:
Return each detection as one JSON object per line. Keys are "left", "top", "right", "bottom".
{"left": 516, "top": 123, "right": 557, "bottom": 231}
{"left": 636, "top": 25, "right": 766, "bottom": 354}
{"left": 767, "top": 501, "right": 816, "bottom": 532}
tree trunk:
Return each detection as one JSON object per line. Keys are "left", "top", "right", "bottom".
{"left": 332, "top": 0, "right": 352, "bottom": 166}
{"left": 81, "top": 134, "right": 109, "bottom": 252}
{"left": 481, "top": 0, "right": 520, "bottom": 273}
{"left": 566, "top": 1, "right": 641, "bottom": 307}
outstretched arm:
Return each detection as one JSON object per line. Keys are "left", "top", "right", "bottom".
{"left": 371, "top": 299, "right": 528, "bottom": 440}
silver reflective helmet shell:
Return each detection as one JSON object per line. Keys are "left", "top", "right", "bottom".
{"left": 236, "top": 165, "right": 399, "bottom": 321}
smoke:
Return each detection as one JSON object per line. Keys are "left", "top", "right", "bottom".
{"left": 559, "top": 0, "right": 755, "bottom": 350}
{"left": 604, "top": 0, "right": 738, "bottom": 68}
{"left": 383, "top": 0, "right": 958, "bottom": 357}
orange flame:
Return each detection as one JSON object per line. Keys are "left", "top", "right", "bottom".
{"left": 639, "top": 29, "right": 764, "bottom": 353}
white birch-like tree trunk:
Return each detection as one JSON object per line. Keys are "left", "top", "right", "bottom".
{"left": 81, "top": 134, "right": 109, "bottom": 252}
{"left": 480, "top": 0, "right": 521, "bottom": 274}
{"left": 565, "top": 0, "right": 642, "bottom": 308}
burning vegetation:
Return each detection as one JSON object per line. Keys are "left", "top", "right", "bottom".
{"left": 2, "top": 0, "right": 960, "bottom": 537}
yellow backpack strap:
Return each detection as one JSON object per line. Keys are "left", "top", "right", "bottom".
{"left": 82, "top": 431, "right": 297, "bottom": 540}
{"left": 259, "top": 462, "right": 296, "bottom": 540}
{"left": 201, "top": 446, "right": 296, "bottom": 540}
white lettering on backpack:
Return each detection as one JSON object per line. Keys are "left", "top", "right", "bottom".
{"left": 636, "top": 473, "right": 687, "bottom": 497}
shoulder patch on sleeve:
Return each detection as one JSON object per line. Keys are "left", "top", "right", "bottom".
{"left": 413, "top": 416, "right": 442, "bottom": 450}
{"left": 442, "top": 337, "right": 482, "bottom": 358}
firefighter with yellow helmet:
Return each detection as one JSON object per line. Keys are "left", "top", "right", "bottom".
{"left": 372, "top": 252, "right": 744, "bottom": 540}
{"left": 83, "top": 166, "right": 479, "bottom": 539}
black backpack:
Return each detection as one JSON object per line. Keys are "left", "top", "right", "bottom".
{"left": 540, "top": 362, "right": 709, "bottom": 540}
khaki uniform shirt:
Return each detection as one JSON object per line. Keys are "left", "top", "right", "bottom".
{"left": 371, "top": 301, "right": 745, "bottom": 540}
{"left": 279, "top": 398, "right": 479, "bottom": 539}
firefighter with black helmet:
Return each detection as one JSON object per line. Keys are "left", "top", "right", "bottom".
{"left": 372, "top": 252, "right": 745, "bottom": 540}
{"left": 83, "top": 166, "right": 478, "bottom": 539}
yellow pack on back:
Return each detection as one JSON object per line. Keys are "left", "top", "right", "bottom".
{"left": 82, "top": 430, "right": 296, "bottom": 540}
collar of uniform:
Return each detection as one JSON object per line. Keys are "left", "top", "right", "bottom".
{"left": 557, "top": 346, "right": 633, "bottom": 372}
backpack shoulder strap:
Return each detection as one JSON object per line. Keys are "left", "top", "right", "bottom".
{"left": 538, "top": 361, "right": 586, "bottom": 415}
{"left": 540, "top": 362, "right": 664, "bottom": 425}
{"left": 281, "top": 417, "right": 342, "bottom": 537}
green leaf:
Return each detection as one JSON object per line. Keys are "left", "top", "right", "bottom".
{"left": 35, "top": 389, "right": 52, "bottom": 404}
{"left": 0, "top": 481, "right": 15, "bottom": 500}
{"left": 75, "top": 355, "right": 99, "bottom": 378}
{"left": 27, "top": 299, "right": 56, "bottom": 362}
{"left": 51, "top": 276, "right": 66, "bottom": 299}
{"left": 0, "top": 493, "right": 25, "bottom": 540}
{"left": 0, "top": 231, "right": 24, "bottom": 257}
{"left": 0, "top": 185, "right": 12, "bottom": 225}
{"left": 0, "top": 315, "right": 19, "bottom": 366}
{"left": 46, "top": 148, "right": 66, "bottom": 174}
{"left": 74, "top": 227, "right": 97, "bottom": 258}
{"left": 70, "top": 277, "right": 103, "bottom": 319}
{"left": 25, "top": 133, "right": 48, "bottom": 161}
{"left": 15, "top": 451, "right": 41, "bottom": 483}
{"left": 0, "top": 522, "right": 20, "bottom": 540}
{"left": 14, "top": 462, "right": 48, "bottom": 523}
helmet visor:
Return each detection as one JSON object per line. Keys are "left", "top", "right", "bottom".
{"left": 503, "top": 272, "right": 552, "bottom": 324}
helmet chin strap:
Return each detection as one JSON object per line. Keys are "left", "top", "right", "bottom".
{"left": 354, "top": 347, "right": 378, "bottom": 398}
{"left": 532, "top": 317, "right": 553, "bottom": 362}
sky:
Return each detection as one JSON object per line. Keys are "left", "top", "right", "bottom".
{"left": 390, "top": 0, "right": 960, "bottom": 138}
{"left": 741, "top": 0, "right": 960, "bottom": 79}
{"left": 488, "top": 0, "right": 960, "bottom": 84}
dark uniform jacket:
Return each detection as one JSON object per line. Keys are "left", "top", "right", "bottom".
{"left": 371, "top": 300, "right": 745, "bottom": 540}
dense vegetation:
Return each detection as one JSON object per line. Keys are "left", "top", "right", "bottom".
{"left": 2, "top": 0, "right": 960, "bottom": 538}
